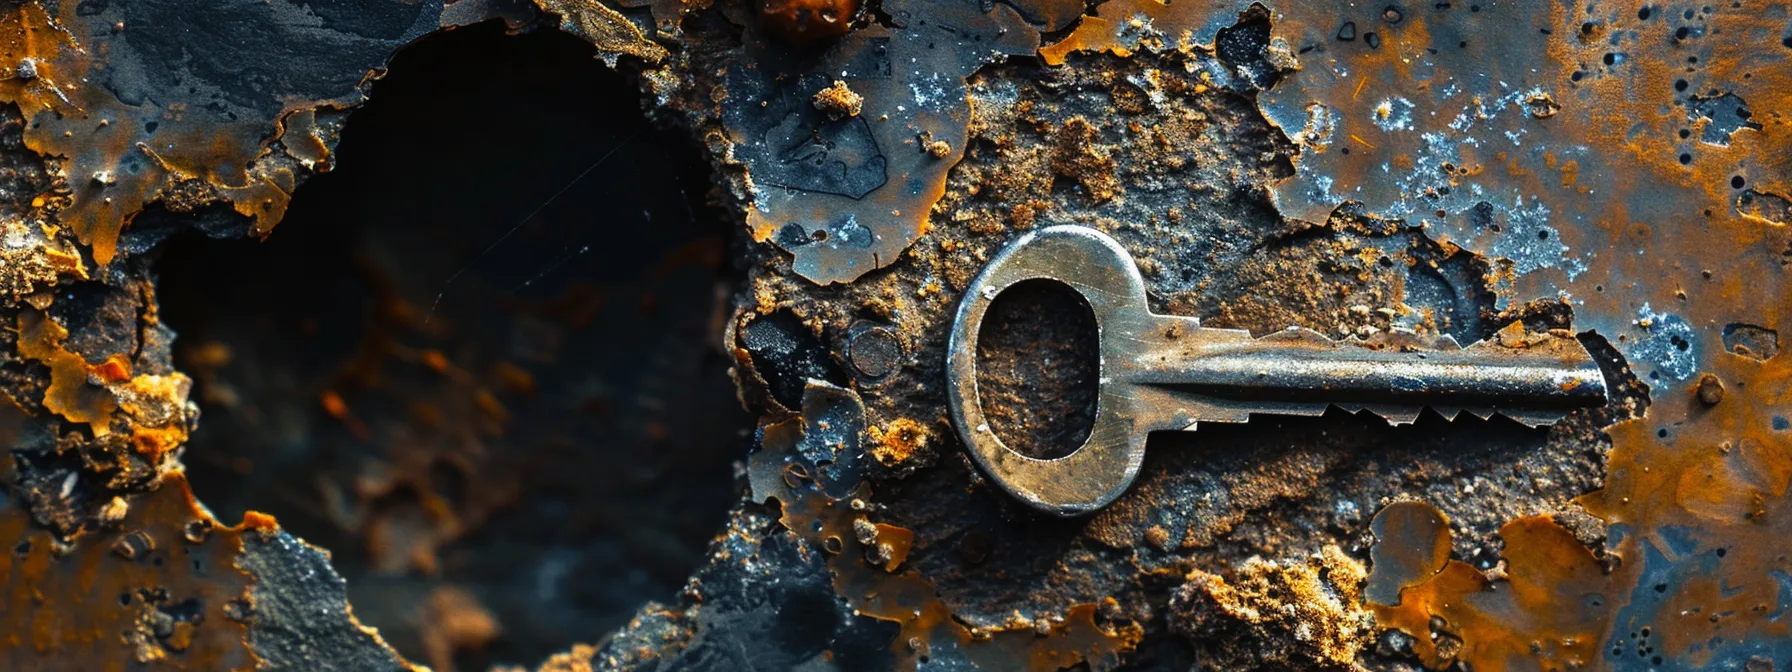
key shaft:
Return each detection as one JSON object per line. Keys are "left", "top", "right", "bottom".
{"left": 1116, "top": 320, "right": 1606, "bottom": 411}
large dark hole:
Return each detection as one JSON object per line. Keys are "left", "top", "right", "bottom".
{"left": 153, "top": 22, "right": 748, "bottom": 670}
{"left": 973, "top": 279, "right": 1099, "bottom": 459}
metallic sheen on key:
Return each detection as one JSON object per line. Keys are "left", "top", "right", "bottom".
{"left": 946, "top": 225, "right": 1608, "bottom": 517}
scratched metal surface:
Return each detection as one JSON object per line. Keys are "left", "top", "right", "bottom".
{"left": 0, "top": 0, "right": 1788, "bottom": 669}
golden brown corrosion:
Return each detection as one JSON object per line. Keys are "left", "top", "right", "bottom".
{"left": 536, "top": 0, "right": 669, "bottom": 65}
{"left": 811, "top": 80, "right": 864, "bottom": 119}
{"left": 0, "top": 4, "right": 275, "bottom": 265}
{"left": 866, "top": 417, "right": 932, "bottom": 466}
{"left": 1172, "top": 547, "right": 1376, "bottom": 670}
{"left": 0, "top": 472, "right": 273, "bottom": 669}
{"left": 615, "top": 0, "right": 710, "bottom": 38}
{"left": 0, "top": 0, "right": 1782, "bottom": 667}
{"left": 0, "top": 224, "right": 87, "bottom": 302}
{"left": 1579, "top": 352, "right": 1792, "bottom": 667}
{"left": 1038, "top": 0, "right": 1209, "bottom": 66}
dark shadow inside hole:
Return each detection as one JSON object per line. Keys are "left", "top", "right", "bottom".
{"left": 974, "top": 279, "right": 1099, "bottom": 460}
{"left": 152, "top": 21, "right": 748, "bottom": 671}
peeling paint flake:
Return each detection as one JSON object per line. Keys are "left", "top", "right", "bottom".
{"left": 723, "top": 0, "right": 1046, "bottom": 284}
{"left": 0, "top": 1, "right": 444, "bottom": 266}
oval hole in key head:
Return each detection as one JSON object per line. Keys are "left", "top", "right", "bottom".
{"left": 974, "top": 278, "right": 1100, "bottom": 459}
{"left": 946, "top": 225, "right": 1159, "bottom": 516}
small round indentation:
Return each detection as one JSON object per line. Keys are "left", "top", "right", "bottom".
{"left": 847, "top": 324, "right": 903, "bottom": 378}
{"left": 1696, "top": 373, "right": 1724, "bottom": 405}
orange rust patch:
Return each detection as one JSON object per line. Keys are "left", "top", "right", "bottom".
{"left": 0, "top": 472, "right": 273, "bottom": 669}
{"left": 238, "top": 512, "right": 279, "bottom": 533}
{"left": 0, "top": 224, "right": 89, "bottom": 302}
{"left": 757, "top": 0, "right": 858, "bottom": 47}
{"left": 1370, "top": 511, "right": 1610, "bottom": 670}
{"left": 1038, "top": 0, "right": 1190, "bottom": 65}
{"left": 89, "top": 354, "right": 132, "bottom": 385}
{"left": 113, "top": 373, "right": 195, "bottom": 465}
{"left": 39, "top": 247, "right": 86, "bottom": 276}
{"left": 0, "top": 4, "right": 85, "bottom": 122}
{"left": 16, "top": 309, "right": 117, "bottom": 435}
{"left": 1577, "top": 352, "right": 1792, "bottom": 667}
{"left": 128, "top": 425, "right": 184, "bottom": 460}
{"left": 276, "top": 110, "right": 332, "bottom": 171}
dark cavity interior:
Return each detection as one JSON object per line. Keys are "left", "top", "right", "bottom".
{"left": 151, "top": 22, "right": 747, "bottom": 670}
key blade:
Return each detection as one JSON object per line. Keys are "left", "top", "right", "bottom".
{"left": 1165, "top": 396, "right": 1574, "bottom": 431}
{"left": 1127, "top": 322, "right": 1608, "bottom": 429}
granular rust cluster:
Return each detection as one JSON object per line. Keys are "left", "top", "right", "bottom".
{"left": 0, "top": 0, "right": 1788, "bottom": 669}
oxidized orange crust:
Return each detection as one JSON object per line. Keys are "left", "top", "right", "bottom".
{"left": 2, "top": 472, "right": 261, "bottom": 669}
{"left": 757, "top": 0, "right": 858, "bottom": 47}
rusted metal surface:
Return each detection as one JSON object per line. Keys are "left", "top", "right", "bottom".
{"left": 0, "top": 0, "right": 1787, "bottom": 669}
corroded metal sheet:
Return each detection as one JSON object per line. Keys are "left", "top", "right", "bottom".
{"left": 0, "top": 0, "right": 1788, "bottom": 669}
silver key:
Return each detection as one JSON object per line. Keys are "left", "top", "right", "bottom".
{"left": 946, "top": 225, "right": 1608, "bottom": 516}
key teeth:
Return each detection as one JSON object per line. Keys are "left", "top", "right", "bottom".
{"left": 1501, "top": 409, "right": 1570, "bottom": 428}
{"left": 1347, "top": 404, "right": 1565, "bottom": 428}
{"left": 1365, "top": 405, "right": 1422, "bottom": 425}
